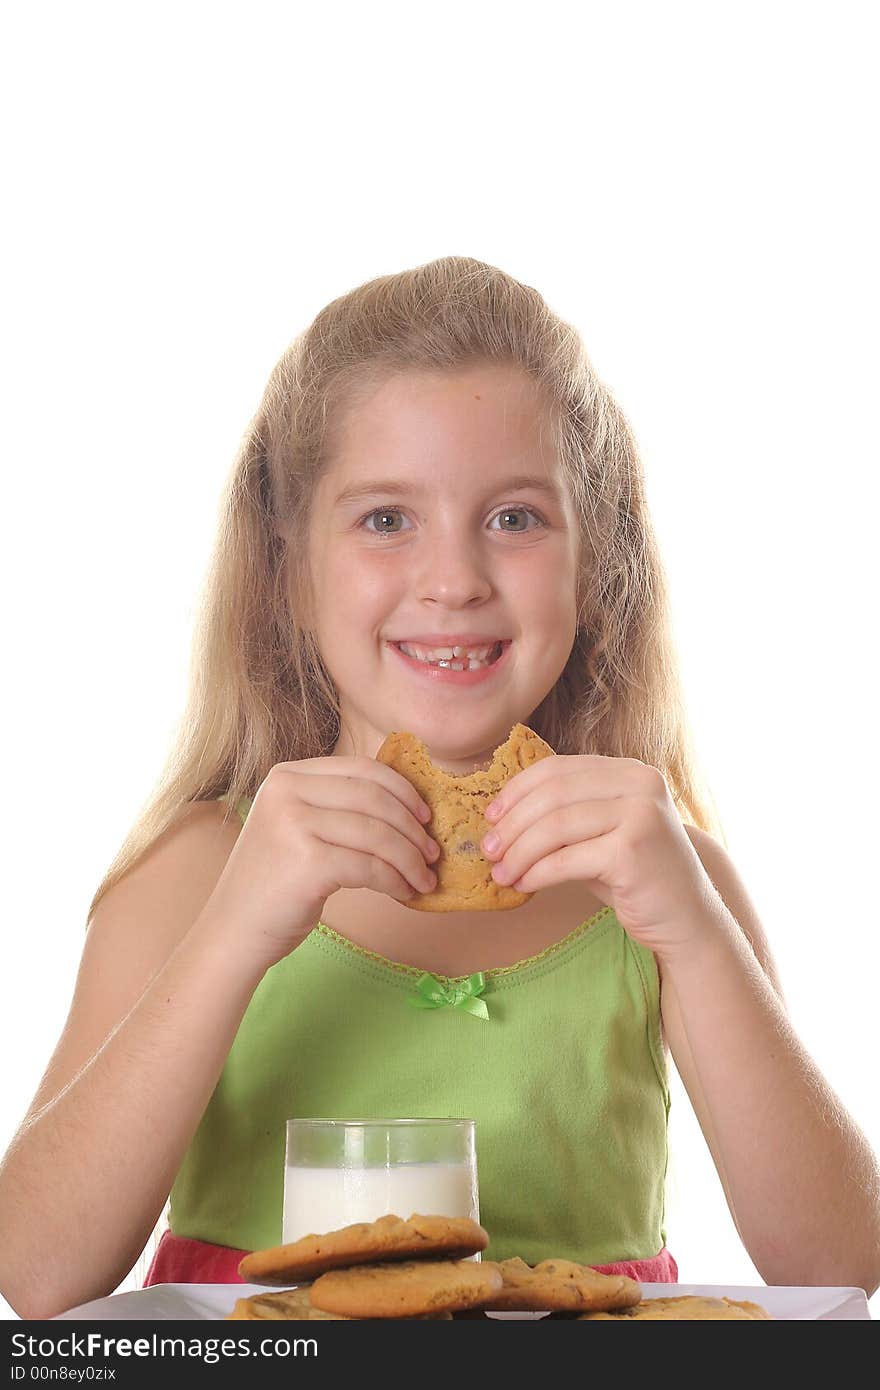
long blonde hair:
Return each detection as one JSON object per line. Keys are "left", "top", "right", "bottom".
{"left": 88, "top": 255, "right": 721, "bottom": 919}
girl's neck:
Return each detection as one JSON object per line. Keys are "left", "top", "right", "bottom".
{"left": 317, "top": 878, "right": 608, "bottom": 977}
{"left": 331, "top": 734, "right": 503, "bottom": 777}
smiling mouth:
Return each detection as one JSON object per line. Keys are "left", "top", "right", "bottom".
{"left": 392, "top": 641, "right": 507, "bottom": 671}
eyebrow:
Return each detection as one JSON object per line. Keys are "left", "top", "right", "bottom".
{"left": 332, "top": 474, "right": 564, "bottom": 508}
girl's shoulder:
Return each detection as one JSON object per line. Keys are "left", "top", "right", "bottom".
{"left": 88, "top": 797, "right": 242, "bottom": 946}
{"left": 25, "top": 800, "right": 244, "bottom": 1132}
{"left": 86, "top": 791, "right": 244, "bottom": 986}
{"left": 79, "top": 798, "right": 245, "bottom": 990}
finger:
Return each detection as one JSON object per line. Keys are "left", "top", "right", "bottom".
{"left": 484, "top": 754, "right": 643, "bottom": 822}
{"left": 482, "top": 780, "right": 626, "bottom": 862}
{"left": 328, "top": 846, "right": 432, "bottom": 904}
{"left": 312, "top": 808, "right": 438, "bottom": 896}
{"left": 503, "top": 832, "right": 618, "bottom": 896}
{"left": 278, "top": 758, "right": 433, "bottom": 825}
{"left": 288, "top": 773, "right": 438, "bottom": 863}
{"left": 489, "top": 801, "right": 621, "bottom": 888}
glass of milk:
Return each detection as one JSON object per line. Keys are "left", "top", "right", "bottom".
{"left": 282, "top": 1117, "right": 479, "bottom": 1246}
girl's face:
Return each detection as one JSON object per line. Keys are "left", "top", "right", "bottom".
{"left": 306, "top": 363, "right": 580, "bottom": 771}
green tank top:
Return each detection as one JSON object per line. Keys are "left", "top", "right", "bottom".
{"left": 169, "top": 795, "right": 670, "bottom": 1265}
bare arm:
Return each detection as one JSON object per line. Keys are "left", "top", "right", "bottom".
{"left": 660, "top": 827, "right": 880, "bottom": 1295}
{"left": 0, "top": 759, "right": 438, "bottom": 1320}
{"left": 0, "top": 802, "right": 264, "bottom": 1319}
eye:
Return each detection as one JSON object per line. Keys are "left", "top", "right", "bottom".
{"left": 360, "top": 507, "right": 412, "bottom": 535}
{"left": 489, "top": 507, "right": 546, "bottom": 533}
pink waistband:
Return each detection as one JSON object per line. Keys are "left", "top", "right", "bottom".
{"left": 144, "top": 1229, "right": 678, "bottom": 1287}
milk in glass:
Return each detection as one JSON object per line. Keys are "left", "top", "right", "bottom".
{"left": 282, "top": 1159, "right": 479, "bottom": 1242}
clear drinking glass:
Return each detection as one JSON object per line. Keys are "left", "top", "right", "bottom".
{"left": 282, "top": 1117, "right": 479, "bottom": 1244}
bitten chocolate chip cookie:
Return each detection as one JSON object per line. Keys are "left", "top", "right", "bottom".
{"left": 582, "top": 1295, "right": 772, "bottom": 1319}
{"left": 375, "top": 722, "right": 555, "bottom": 911}
{"left": 476, "top": 1257, "right": 642, "bottom": 1313}
{"left": 237, "top": 1212, "right": 488, "bottom": 1284}
{"left": 309, "top": 1258, "right": 504, "bottom": 1318}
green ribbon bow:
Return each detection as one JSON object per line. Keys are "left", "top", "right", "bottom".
{"left": 408, "top": 972, "right": 489, "bottom": 1020}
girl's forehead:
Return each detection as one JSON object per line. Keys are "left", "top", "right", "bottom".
{"left": 349, "top": 362, "right": 542, "bottom": 415}
{"left": 328, "top": 365, "right": 556, "bottom": 469}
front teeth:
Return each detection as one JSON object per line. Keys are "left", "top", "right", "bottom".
{"left": 397, "top": 642, "right": 499, "bottom": 671}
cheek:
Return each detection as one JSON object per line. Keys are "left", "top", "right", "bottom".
{"left": 315, "top": 550, "right": 400, "bottom": 626}
{"left": 521, "top": 558, "right": 578, "bottom": 621}
{"left": 539, "top": 582, "right": 578, "bottom": 655}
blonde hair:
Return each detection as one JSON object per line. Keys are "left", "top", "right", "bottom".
{"left": 88, "top": 255, "right": 721, "bottom": 919}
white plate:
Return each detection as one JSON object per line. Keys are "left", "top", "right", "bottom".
{"left": 50, "top": 1281, "right": 870, "bottom": 1320}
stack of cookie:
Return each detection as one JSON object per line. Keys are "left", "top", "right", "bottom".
{"left": 228, "top": 1213, "right": 644, "bottom": 1320}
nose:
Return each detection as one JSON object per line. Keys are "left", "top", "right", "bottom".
{"left": 413, "top": 525, "right": 493, "bottom": 608}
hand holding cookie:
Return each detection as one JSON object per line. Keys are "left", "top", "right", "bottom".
{"left": 203, "top": 755, "right": 441, "bottom": 969}
{"left": 476, "top": 751, "right": 716, "bottom": 957}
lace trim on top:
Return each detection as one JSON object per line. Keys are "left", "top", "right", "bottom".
{"left": 311, "top": 908, "right": 616, "bottom": 987}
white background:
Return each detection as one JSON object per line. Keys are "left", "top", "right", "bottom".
{"left": 0, "top": 1, "right": 877, "bottom": 1318}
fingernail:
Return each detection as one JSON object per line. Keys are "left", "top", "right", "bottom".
{"left": 485, "top": 800, "right": 501, "bottom": 819}
{"left": 482, "top": 833, "right": 500, "bottom": 854}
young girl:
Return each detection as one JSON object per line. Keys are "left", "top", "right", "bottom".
{"left": 1, "top": 257, "right": 878, "bottom": 1318}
